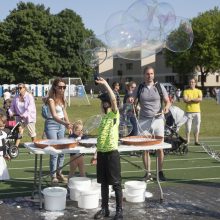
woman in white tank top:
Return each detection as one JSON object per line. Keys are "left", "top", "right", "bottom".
{"left": 44, "top": 78, "right": 73, "bottom": 184}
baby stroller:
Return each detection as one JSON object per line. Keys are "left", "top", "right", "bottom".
{"left": 0, "top": 107, "right": 20, "bottom": 159}
{"left": 164, "top": 105, "right": 188, "bottom": 155}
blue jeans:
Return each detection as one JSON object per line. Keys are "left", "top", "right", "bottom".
{"left": 45, "top": 119, "right": 66, "bottom": 177}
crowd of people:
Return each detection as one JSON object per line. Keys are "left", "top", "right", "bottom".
{"left": 0, "top": 67, "right": 213, "bottom": 219}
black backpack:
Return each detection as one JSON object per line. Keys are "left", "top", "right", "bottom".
{"left": 136, "top": 82, "right": 164, "bottom": 113}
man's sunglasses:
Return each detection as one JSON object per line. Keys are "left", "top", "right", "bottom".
{"left": 57, "top": 86, "right": 66, "bottom": 90}
{"left": 18, "top": 87, "right": 23, "bottom": 90}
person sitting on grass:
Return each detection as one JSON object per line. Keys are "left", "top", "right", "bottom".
{"left": 69, "top": 120, "right": 87, "bottom": 178}
{"left": 91, "top": 77, "right": 123, "bottom": 220}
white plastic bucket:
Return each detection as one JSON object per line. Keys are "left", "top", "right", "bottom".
{"left": 68, "top": 177, "right": 91, "bottom": 188}
{"left": 78, "top": 186, "right": 100, "bottom": 209}
{"left": 42, "top": 187, "right": 67, "bottom": 211}
{"left": 68, "top": 186, "right": 81, "bottom": 201}
{"left": 124, "top": 181, "right": 146, "bottom": 196}
{"left": 68, "top": 177, "right": 92, "bottom": 201}
{"left": 91, "top": 179, "right": 101, "bottom": 199}
{"left": 125, "top": 191, "right": 145, "bottom": 203}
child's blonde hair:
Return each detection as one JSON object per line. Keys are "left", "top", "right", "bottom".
{"left": 72, "top": 120, "right": 83, "bottom": 132}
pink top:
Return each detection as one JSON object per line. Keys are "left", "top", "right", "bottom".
{"left": 9, "top": 92, "right": 36, "bottom": 123}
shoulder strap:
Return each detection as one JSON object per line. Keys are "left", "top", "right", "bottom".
{"left": 155, "top": 82, "right": 164, "bottom": 113}
{"left": 135, "top": 82, "right": 164, "bottom": 114}
{"left": 136, "top": 83, "right": 145, "bottom": 105}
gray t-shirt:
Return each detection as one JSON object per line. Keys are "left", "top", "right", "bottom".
{"left": 134, "top": 83, "right": 168, "bottom": 118}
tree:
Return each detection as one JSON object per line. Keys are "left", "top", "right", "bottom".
{"left": 0, "top": 2, "right": 93, "bottom": 83}
{"left": 164, "top": 7, "right": 220, "bottom": 89}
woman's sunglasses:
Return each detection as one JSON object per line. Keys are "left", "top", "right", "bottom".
{"left": 57, "top": 86, "right": 66, "bottom": 90}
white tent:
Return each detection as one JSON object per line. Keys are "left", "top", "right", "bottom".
{"left": 37, "top": 84, "right": 43, "bottom": 97}
{"left": 30, "top": 84, "right": 36, "bottom": 96}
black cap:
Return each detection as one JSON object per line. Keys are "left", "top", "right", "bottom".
{"left": 97, "top": 92, "right": 111, "bottom": 103}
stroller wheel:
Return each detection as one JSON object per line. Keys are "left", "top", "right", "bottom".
{"left": 8, "top": 145, "right": 19, "bottom": 159}
{"left": 182, "top": 144, "right": 189, "bottom": 154}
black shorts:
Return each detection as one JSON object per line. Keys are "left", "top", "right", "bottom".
{"left": 96, "top": 150, "right": 121, "bottom": 185}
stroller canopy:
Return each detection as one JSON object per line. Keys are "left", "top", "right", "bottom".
{"left": 169, "top": 106, "right": 187, "bottom": 129}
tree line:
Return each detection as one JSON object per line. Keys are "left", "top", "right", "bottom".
{"left": 0, "top": 2, "right": 219, "bottom": 87}
{"left": 165, "top": 7, "right": 220, "bottom": 88}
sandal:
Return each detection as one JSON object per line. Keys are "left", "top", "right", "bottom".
{"left": 57, "top": 174, "right": 68, "bottom": 183}
{"left": 51, "top": 177, "right": 59, "bottom": 184}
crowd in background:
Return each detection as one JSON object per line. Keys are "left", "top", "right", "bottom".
{"left": 0, "top": 75, "right": 218, "bottom": 183}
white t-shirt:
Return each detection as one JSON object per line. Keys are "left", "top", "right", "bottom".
{"left": 17, "top": 101, "right": 25, "bottom": 114}
{"left": 3, "top": 91, "right": 11, "bottom": 101}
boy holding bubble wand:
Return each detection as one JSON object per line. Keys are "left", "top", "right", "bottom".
{"left": 91, "top": 77, "right": 123, "bottom": 220}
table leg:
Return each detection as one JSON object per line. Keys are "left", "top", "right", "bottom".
{"left": 156, "top": 155, "right": 163, "bottom": 202}
{"left": 31, "top": 154, "right": 38, "bottom": 199}
{"left": 38, "top": 155, "right": 43, "bottom": 209}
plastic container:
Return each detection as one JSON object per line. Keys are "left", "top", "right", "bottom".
{"left": 42, "top": 187, "right": 67, "bottom": 211}
{"left": 124, "top": 181, "right": 146, "bottom": 196}
{"left": 68, "top": 177, "right": 92, "bottom": 201}
{"left": 91, "top": 179, "right": 101, "bottom": 199}
{"left": 125, "top": 191, "right": 145, "bottom": 203}
{"left": 68, "top": 177, "right": 91, "bottom": 188}
{"left": 69, "top": 186, "right": 81, "bottom": 201}
{"left": 78, "top": 186, "right": 100, "bottom": 209}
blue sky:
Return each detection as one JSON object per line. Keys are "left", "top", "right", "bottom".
{"left": 0, "top": 0, "right": 219, "bottom": 35}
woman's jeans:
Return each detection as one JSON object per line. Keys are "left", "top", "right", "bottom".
{"left": 45, "top": 119, "right": 65, "bottom": 177}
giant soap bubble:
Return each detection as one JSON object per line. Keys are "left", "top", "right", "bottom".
{"left": 105, "top": 11, "right": 143, "bottom": 60}
{"left": 105, "top": 22, "right": 143, "bottom": 60}
{"left": 148, "top": 2, "right": 176, "bottom": 35}
{"left": 125, "top": 0, "right": 158, "bottom": 23}
{"left": 165, "top": 17, "right": 194, "bottom": 52}
{"left": 105, "top": 10, "right": 125, "bottom": 34}
{"left": 80, "top": 0, "right": 194, "bottom": 65}
{"left": 79, "top": 34, "right": 108, "bottom": 68}
{"left": 141, "top": 28, "right": 166, "bottom": 58}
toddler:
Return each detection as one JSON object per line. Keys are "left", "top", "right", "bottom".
{"left": 69, "top": 120, "right": 87, "bottom": 178}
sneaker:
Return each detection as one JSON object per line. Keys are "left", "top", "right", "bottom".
{"left": 94, "top": 208, "right": 110, "bottom": 219}
{"left": 113, "top": 209, "right": 123, "bottom": 220}
{"left": 51, "top": 177, "right": 59, "bottom": 184}
{"left": 143, "top": 172, "right": 153, "bottom": 182}
{"left": 194, "top": 142, "right": 201, "bottom": 146}
{"left": 57, "top": 174, "right": 68, "bottom": 184}
{"left": 159, "top": 171, "right": 166, "bottom": 181}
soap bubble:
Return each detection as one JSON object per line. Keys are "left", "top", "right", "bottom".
{"left": 148, "top": 2, "right": 176, "bottom": 34}
{"left": 79, "top": 34, "right": 108, "bottom": 68}
{"left": 165, "top": 17, "right": 194, "bottom": 52}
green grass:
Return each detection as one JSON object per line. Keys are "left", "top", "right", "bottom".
{"left": 0, "top": 97, "right": 220, "bottom": 199}
{"left": 176, "top": 98, "right": 220, "bottom": 137}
